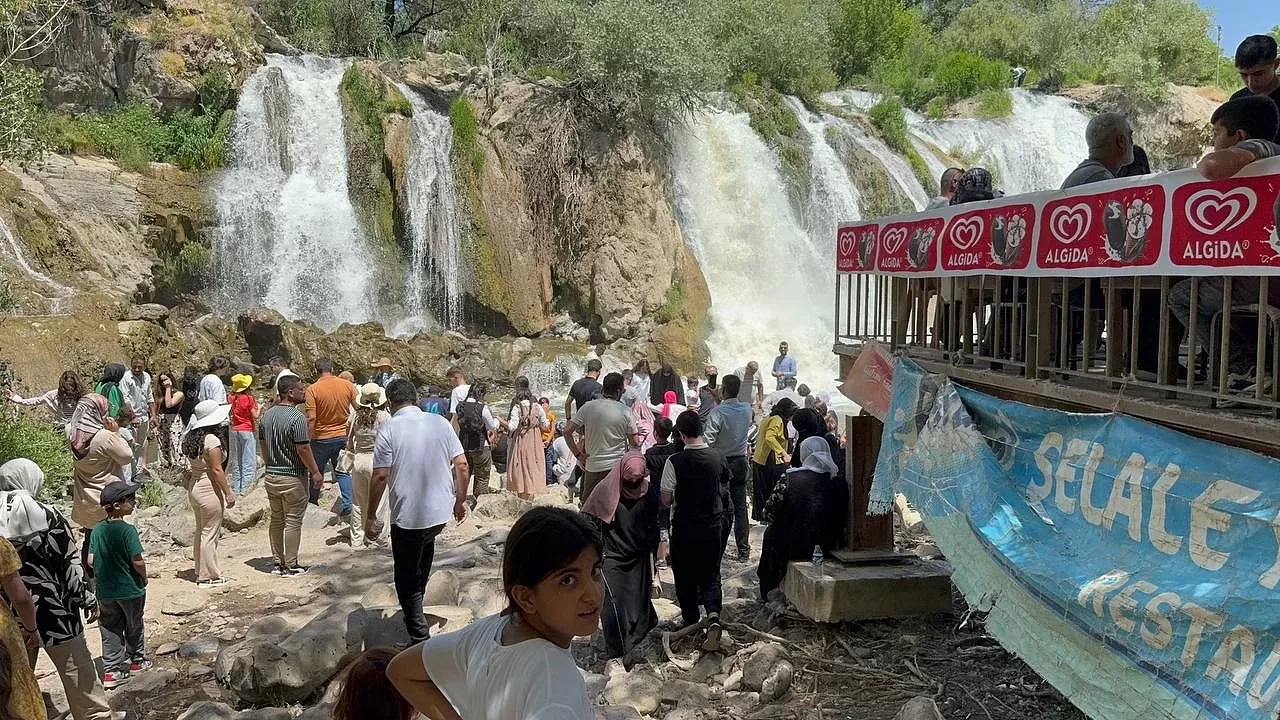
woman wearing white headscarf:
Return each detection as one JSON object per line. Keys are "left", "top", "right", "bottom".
{"left": 756, "top": 435, "right": 849, "bottom": 600}
{"left": 0, "top": 459, "right": 113, "bottom": 720}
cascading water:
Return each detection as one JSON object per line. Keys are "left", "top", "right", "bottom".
{"left": 824, "top": 88, "right": 1089, "bottom": 196}
{"left": 393, "top": 84, "right": 465, "bottom": 336}
{"left": 783, "top": 96, "right": 865, "bottom": 236}
{"left": 212, "top": 55, "right": 380, "bottom": 330}
{"left": 670, "top": 109, "right": 841, "bottom": 391}
{"left": 0, "top": 215, "right": 73, "bottom": 314}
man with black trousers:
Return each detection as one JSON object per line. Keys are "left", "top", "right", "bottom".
{"left": 703, "top": 374, "right": 754, "bottom": 561}
{"left": 368, "top": 380, "right": 470, "bottom": 644}
{"left": 660, "top": 410, "right": 732, "bottom": 645}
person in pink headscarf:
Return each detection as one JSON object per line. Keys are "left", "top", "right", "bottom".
{"left": 650, "top": 390, "right": 688, "bottom": 421}
{"left": 627, "top": 394, "right": 656, "bottom": 452}
{"left": 582, "top": 452, "right": 658, "bottom": 661}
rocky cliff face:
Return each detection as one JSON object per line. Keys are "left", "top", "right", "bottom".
{"left": 1061, "top": 84, "right": 1220, "bottom": 170}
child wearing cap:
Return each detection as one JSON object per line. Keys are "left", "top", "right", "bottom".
{"left": 228, "top": 373, "right": 260, "bottom": 495}
{"left": 88, "top": 481, "right": 149, "bottom": 689}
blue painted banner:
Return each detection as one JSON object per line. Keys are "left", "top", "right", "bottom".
{"left": 876, "top": 358, "right": 1280, "bottom": 720}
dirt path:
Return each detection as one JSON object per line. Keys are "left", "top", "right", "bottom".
{"left": 34, "top": 477, "right": 1085, "bottom": 720}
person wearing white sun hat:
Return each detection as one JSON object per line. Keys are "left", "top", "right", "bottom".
{"left": 345, "top": 383, "right": 391, "bottom": 547}
{"left": 181, "top": 400, "right": 234, "bottom": 586}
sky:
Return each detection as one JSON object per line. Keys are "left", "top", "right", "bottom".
{"left": 1195, "top": 1, "right": 1268, "bottom": 54}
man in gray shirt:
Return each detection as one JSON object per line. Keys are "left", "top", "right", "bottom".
{"left": 564, "top": 372, "right": 639, "bottom": 505}
{"left": 704, "top": 375, "right": 754, "bottom": 560}
{"left": 1060, "top": 112, "right": 1133, "bottom": 189}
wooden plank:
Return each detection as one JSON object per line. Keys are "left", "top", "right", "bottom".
{"left": 847, "top": 414, "right": 893, "bottom": 551}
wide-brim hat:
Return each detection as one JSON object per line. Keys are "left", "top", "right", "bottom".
{"left": 370, "top": 357, "right": 394, "bottom": 369}
{"left": 230, "top": 373, "right": 253, "bottom": 392}
{"left": 357, "top": 382, "right": 387, "bottom": 408}
{"left": 187, "top": 399, "right": 230, "bottom": 432}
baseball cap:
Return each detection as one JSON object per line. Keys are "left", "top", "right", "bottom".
{"left": 100, "top": 481, "right": 138, "bottom": 506}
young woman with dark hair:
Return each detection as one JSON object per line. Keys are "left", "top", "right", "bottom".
{"left": 182, "top": 400, "right": 234, "bottom": 586}
{"left": 388, "top": 506, "right": 602, "bottom": 719}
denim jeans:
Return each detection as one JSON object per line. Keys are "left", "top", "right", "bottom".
{"left": 99, "top": 596, "right": 146, "bottom": 672}
{"left": 229, "top": 429, "right": 257, "bottom": 495}
{"left": 392, "top": 523, "right": 446, "bottom": 643}
{"left": 310, "top": 436, "right": 352, "bottom": 512}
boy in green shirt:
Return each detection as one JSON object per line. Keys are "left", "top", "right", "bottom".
{"left": 88, "top": 481, "right": 149, "bottom": 689}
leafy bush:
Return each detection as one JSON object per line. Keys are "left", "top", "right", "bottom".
{"left": 933, "top": 51, "right": 1009, "bottom": 104}
{"left": 868, "top": 97, "right": 910, "bottom": 154}
{"left": 138, "top": 481, "right": 167, "bottom": 509}
{"left": 0, "top": 413, "right": 74, "bottom": 502}
{"left": 47, "top": 101, "right": 231, "bottom": 171}
{"left": 710, "top": 0, "right": 836, "bottom": 99}
{"left": 924, "top": 97, "right": 947, "bottom": 119}
{"left": 975, "top": 88, "right": 1013, "bottom": 118}
{"left": 340, "top": 64, "right": 412, "bottom": 145}
{"left": 831, "top": 0, "right": 921, "bottom": 80}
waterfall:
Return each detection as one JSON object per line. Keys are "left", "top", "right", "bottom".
{"left": 824, "top": 88, "right": 1089, "bottom": 196}
{"left": 670, "top": 109, "right": 841, "bottom": 391}
{"left": 211, "top": 55, "right": 380, "bottom": 331}
{"left": 0, "top": 215, "right": 73, "bottom": 314}
{"left": 394, "top": 84, "right": 464, "bottom": 336}
{"left": 783, "top": 96, "right": 864, "bottom": 233}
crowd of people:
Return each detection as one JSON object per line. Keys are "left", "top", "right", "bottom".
{"left": 925, "top": 34, "right": 1280, "bottom": 395}
{"left": 0, "top": 336, "right": 850, "bottom": 719}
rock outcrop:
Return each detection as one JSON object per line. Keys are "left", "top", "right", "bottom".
{"left": 1061, "top": 83, "right": 1219, "bottom": 170}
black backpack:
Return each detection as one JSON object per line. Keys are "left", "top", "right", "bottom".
{"left": 456, "top": 401, "right": 488, "bottom": 451}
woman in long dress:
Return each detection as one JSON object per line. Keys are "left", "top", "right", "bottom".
{"left": 582, "top": 451, "right": 658, "bottom": 662}
{"left": 506, "top": 377, "right": 548, "bottom": 499}
{"left": 155, "top": 371, "right": 185, "bottom": 468}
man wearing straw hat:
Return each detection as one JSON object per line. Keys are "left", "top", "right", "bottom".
{"left": 369, "top": 357, "right": 402, "bottom": 389}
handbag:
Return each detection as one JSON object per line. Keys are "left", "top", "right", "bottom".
{"left": 336, "top": 449, "right": 355, "bottom": 474}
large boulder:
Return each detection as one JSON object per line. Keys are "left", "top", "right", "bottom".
{"left": 217, "top": 601, "right": 367, "bottom": 705}
{"left": 602, "top": 671, "right": 663, "bottom": 715}
{"left": 222, "top": 486, "right": 269, "bottom": 532}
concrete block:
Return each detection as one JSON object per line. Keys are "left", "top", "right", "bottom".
{"left": 782, "top": 559, "right": 953, "bottom": 622}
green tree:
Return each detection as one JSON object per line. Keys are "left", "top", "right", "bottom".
{"left": 1, "top": 0, "right": 75, "bottom": 162}
{"left": 1090, "top": 0, "right": 1220, "bottom": 88}
{"left": 941, "top": 0, "right": 1034, "bottom": 66}
{"left": 830, "top": 0, "right": 920, "bottom": 80}
{"left": 710, "top": 0, "right": 836, "bottom": 97}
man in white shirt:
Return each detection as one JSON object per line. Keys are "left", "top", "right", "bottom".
{"left": 563, "top": 372, "right": 639, "bottom": 505}
{"left": 269, "top": 356, "right": 298, "bottom": 396}
{"left": 119, "top": 355, "right": 156, "bottom": 474}
{"left": 369, "top": 379, "right": 469, "bottom": 644}
{"left": 445, "top": 366, "right": 470, "bottom": 418}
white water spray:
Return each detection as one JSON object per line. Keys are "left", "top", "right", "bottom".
{"left": 212, "top": 55, "right": 380, "bottom": 330}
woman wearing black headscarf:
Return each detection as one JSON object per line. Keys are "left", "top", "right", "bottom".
{"left": 648, "top": 363, "right": 683, "bottom": 407}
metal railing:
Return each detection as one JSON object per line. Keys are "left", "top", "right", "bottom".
{"left": 835, "top": 272, "right": 1280, "bottom": 417}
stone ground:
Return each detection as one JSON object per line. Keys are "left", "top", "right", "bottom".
{"left": 33, "top": 469, "right": 1087, "bottom": 720}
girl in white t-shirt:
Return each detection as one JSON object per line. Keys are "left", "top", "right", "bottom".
{"left": 388, "top": 507, "right": 604, "bottom": 719}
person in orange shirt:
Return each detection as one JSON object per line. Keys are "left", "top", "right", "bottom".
{"left": 304, "top": 358, "right": 357, "bottom": 513}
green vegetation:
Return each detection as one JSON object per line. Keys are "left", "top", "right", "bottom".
{"left": 340, "top": 64, "right": 412, "bottom": 147}
{"left": 45, "top": 69, "right": 236, "bottom": 171}
{"left": 868, "top": 98, "right": 909, "bottom": 154}
{"left": 449, "top": 97, "right": 484, "bottom": 175}
{"left": 975, "top": 88, "right": 1013, "bottom": 119}
{"left": 0, "top": 359, "right": 73, "bottom": 502}
{"left": 138, "top": 481, "right": 167, "bottom": 509}
{"left": 654, "top": 278, "right": 686, "bottom": 324}
{"left": 730, "top": 74, "right": 809, "bottom": 192}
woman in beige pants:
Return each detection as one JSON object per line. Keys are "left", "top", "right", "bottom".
{"left": 347, "top": 383, "right": 391, "bottom": 547}
{"left": 183, "top": 400, "right": 235, "bottom": 585}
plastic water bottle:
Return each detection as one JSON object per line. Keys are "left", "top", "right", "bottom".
{"left": 811, "top": 545, "right": 824, "bottom": 565}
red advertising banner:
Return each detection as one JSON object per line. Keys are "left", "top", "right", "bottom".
{"left": 941, "top": 204, "right": 1035, "bottom": 272}
{"left": 1169, "top": 175, "right": 1280, "bottom": 269}
{"left": 876, "top": 217, "right": 944, "bottom": 273}
{"left": 835, "top": 156, "right": 1280, "bottom": 277}
{"left": 837, "top": 222, "right": 879, "bottom": 272}
{"left": 1036, "top": 185, "right": 1164, "bottom": 271}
